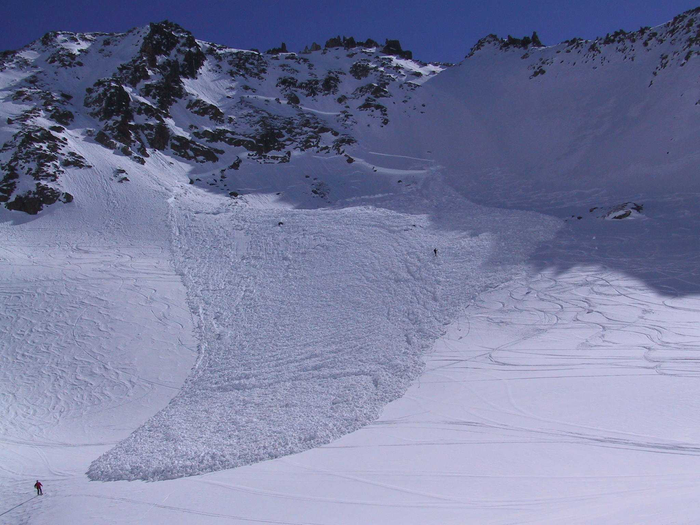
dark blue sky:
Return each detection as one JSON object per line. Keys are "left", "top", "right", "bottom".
{"left": 2, "top": 0, "right": 698, "bottom": 63}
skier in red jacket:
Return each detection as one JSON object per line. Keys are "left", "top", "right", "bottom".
{"left": 34, "top": 480, "right": 43, "bottom": 495}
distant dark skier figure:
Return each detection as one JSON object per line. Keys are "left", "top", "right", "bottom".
{"left": 434, "top": 248, "right": 438, "bottom": 257}
{"left": 34, "top": 480, "right": 42, "bottom": 495}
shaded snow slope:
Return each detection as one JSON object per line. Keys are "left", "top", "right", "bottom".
{"left": 368, "top": 8, "right": 700, "bottom": 209}
{"left": 357, "top": 9, "right": 700, "bottom": 297}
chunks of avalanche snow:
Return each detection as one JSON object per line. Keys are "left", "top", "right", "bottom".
{"left": 88, "top": 188, "right": 559, "bottom": 480}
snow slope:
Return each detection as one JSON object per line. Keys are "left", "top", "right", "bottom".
{"left": 2, "top": 8, "right": 700, "bottom": 525}
{"left": 0, "top": 22, "right": 562, "bottom": 483}
{"left": 9, "top": 264, "right": 700, "bottom": 525}
{"left": 0, "top": 144, "right": 198, "bottom": 518}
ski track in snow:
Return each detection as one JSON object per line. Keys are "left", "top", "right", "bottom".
{"left": 0, "top": 192, "right": 198, "bottom": 518}
{"left": 13, "top": 260, "right": 700, "bottom": 524}
{"left": 0, "top": 244, "right": 186, "bottom": 442}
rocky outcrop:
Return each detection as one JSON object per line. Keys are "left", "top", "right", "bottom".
{"left": 501, "top": 32, "right": 544, "bottom": 50}
{"left": 82, "top": 22, "right": 215, "bottom": 161}
{"left": 1, "top": 21, "right": 444, "bottom": 213}
{"left": 382, "top": 39, "right": 412, "bottom": 59}
{"left": 186, "top": 99, "right": 225, "bottom": 123}
{"left": 323, "top": 36, "right": 380, "bottom": 50}
{"left": 139, "top": 21, "right": 206, "bottom": 77}
{"left": 467, "top": 32, "right": 544, "bottom": 58}
{"left": 170, "top": 136, "right": 222, "bottom": 162}
{"left": 5, "top": 184, "right": 72, "bottom": 214}
{"left": 301, "top": 42, "right": 322, "bottom": 53}
{"left": 266, "top": 43, "right": 288, "bottom": 55}
{"left": 1, "top": 126, "right": 88, "bottom": 210}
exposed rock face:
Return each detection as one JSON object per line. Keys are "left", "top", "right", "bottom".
{"left": 139, "top": 20, "right": 206, "bottom": 78}
{"left": 316, "top": 36, "right": 410, "bottom": 58}
{"left": 301, "top": 42, "right": 322, "bottom": 53}
{"left": 5, "top": 184, "right": 72, "bottom": 214}
{"left": 501, "top": 32, "right": 544, "bottom": 50}
{"left": 466, "top": 32, "right": 545, "bottom": 57}
{"left": 149, "top": 122, "right": 170, "bottom": 151}
{"left": 266, "top": 43, "right": 288, "bottom": 54}
{"left": 382, "top": 39, "right": 412, "bottom": 60}
{"left": 588, "top": 203, "right": 645, "bottom": 220}
{"left": 186, "top": 99, "right": 225, "bottom": 123}
{"left": 1, "top": 125, "right": 87, "bottom": 211}
{"left": 323, "top": 36, "right": 380, "bottom": 50}
{"left": 1, "top": 21, "right": 443, "bottom": 213}
{"left": 80, "top": 21, "right": 212, "bottom": 162}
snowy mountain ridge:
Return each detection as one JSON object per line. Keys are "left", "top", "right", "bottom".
{"left": 469, "top": 7, "right": 700, "bottom": 84}
{"left": 0, "top": 21, "right": 442, "bottom": 214}
{"left": 2, "top": 8, "right": 700, "bottom": 215}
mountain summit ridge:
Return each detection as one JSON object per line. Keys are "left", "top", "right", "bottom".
{"left": 0, "top": 20, "right": 443, "bottom": 214}
{"left": 1, "top": 7, "right": 700, "bottom": 215}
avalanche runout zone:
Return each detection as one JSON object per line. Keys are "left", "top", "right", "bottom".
{"left": 87, "top": 187, "right": 559, "bottom": 480}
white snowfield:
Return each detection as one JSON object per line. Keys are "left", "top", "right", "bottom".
{"left": 3, "top": 10, "right": 700, "bottom": 525}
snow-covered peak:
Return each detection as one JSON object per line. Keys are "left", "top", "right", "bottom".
{"left": 2, "top": 7, "right": 699, "bottom": 216}
{"left": 467, "top": 6, "right": 700, "bottom": 70}
{"left": 362, "top": 6, "right": 700, "bottom": 215}
{"left": 0, "top": 22, "right": 444, "bottom": 214}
